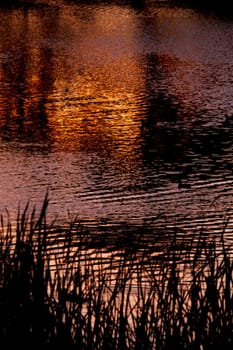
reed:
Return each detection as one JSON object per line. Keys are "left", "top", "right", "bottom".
{"left": 0, "top": 196, "right": 233, "bottom": 349}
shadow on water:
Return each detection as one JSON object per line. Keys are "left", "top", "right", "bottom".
{"left": 138, "top": 52, "right": 233, "bottom": 187}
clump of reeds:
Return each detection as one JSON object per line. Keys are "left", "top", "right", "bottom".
{"left": 0, "top": 194, "right": 233, "bottom": 349}
{"left": 0, "top": 193, "right": 54, "bottom": 347}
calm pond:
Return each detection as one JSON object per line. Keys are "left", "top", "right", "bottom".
{"left": 1, "top": 0, "right": 233, "bottom": 242}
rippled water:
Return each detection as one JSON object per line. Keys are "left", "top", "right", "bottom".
{"left": 1, "top": 0, "right": 233, "bottom": 238}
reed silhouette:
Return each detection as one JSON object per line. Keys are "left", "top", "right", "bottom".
{"left": 0, "top": 194, "right": 232, "bottom": 349}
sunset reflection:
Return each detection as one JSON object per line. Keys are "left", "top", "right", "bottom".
{"left": 0, "top": 7, "right": 56, "bottom": 145}
{"left": 46, "top": 56, "right": 144, "bottom": 158}
{"left": 0, "top": 4, "right": 146, "bottom": 168}
{"left": 45, "top": 5, "right": 146, "bottom": 170}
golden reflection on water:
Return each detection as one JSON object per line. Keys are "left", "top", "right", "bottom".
{"left": 0, "top": 7, "right": 56, "bottom": 143}
{"left": 0, "top": 4, "right": 146, "bottom": 168}
{"left": 47, "top": 56, "right": 144, "bottom": 156}
{"left": 46, "top": 4, "right": 145, "bottom": 167}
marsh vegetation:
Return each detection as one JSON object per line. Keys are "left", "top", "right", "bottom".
{"left": 0, "top": 196, "right": 232, "bottom": 349}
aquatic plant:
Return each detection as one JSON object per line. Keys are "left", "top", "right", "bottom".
{"left": 0, "top": 195, "right": 232, "bottom": 349}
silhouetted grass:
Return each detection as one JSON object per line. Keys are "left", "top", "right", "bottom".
{"left": 0, "top": 195, "right": 233, "bottom": 349}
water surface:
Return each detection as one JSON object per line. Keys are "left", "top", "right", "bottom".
{"left": 1, "top": 0, "right": 233, "bottom": 239}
